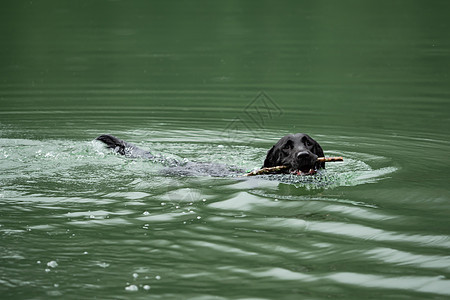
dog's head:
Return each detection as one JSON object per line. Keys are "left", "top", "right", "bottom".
{"left": 263, "top": 133, "right": 325, "bottom": 173}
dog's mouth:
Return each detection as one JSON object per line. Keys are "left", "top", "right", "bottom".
{"left": 288, "top": 167, "right": 317, "bottom": 176}
{"left": 287, "top": 160, "right": 318, "bottom": 175}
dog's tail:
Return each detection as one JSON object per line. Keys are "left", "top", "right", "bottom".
{"left": 95, "top": 134, "right": 154, "bottom": 159}
{"left": 95, "top": 134, "right": 181, "bottom": 166}
{"left": 96, "top": 135, "right": 127, "bottom": 155}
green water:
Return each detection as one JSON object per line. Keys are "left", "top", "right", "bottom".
{"left": 1, "top": 1, "right": 449, "bottom": 299}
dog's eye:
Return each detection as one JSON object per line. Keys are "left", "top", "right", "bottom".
{"left": 283, "top": 141, "right": 293, "bottom": 150}
{"left": 305, "top": 140, "right": 312, "bottom": 147}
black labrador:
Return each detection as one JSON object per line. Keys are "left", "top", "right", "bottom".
{"left": 262, "top": 133, "right": 325, "bottom": 174}
{"left": 95, "top": 133, "right": 325, "bottom": 176}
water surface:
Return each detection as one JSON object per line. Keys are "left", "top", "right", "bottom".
{"left": 1, "top": 1, "right": 449, "bottom": 299}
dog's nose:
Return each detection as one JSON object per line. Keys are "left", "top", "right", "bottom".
{"left": 297, "top": 151, "right": 310, "bottom": 159}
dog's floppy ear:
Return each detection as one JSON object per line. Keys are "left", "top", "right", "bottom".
{"left": 312, "top": 140, "right": 325, "bottom": 169}
{"left": 263, "top": 145, "right": 281, "bottom": 167}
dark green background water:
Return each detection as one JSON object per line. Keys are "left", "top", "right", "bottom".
{"left": 1, "top": 1, "right": 449, "bottom": 299}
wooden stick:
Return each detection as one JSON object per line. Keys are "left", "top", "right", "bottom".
{"left": 317, "top": 156, "right": 343, "bottom": 162}
{"left": 244, "top": 165, "right": 288, "bottom": 176}
{"left": 244, "top": 157, "right": 343, "bottom": 176}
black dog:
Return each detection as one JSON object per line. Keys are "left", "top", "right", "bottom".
{"left": 263, "top": 133, "right": 325, "bottom": 174}
{"left": 95, "top": 133, "right": 325, "bottom": 176}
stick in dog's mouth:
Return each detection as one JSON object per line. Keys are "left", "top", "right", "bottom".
{"left": 244, "top": 157, "right": 343, "bottom": 176}
{"left": 317, "top": 156, "right": 344, "bottom": 163}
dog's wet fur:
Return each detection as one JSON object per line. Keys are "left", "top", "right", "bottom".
{"left": 262, "top": 133, "right": 325, "bottom": 174}
{"left": 96, "top": 133, "right": 325, "bottom": 177}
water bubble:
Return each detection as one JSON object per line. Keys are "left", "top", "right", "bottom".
{"left": 133, "top": 273, "right": 139, "bottom": 279}
{"left": 143, "top": 285, "right": 151, "bottom": 290}
{"left": 125, "top": 284, "right": 138, "bottom": 292}
{"left": 161, "top": 202, "right": 166, "bottom": 206}
{"left": 143, "top": 211, "right": 150, "bottom": 215}
{"left": 83, "top": 251, "right": 88, "bottom": 255}
{"left": 155, "top": 275, "right": 161, "bottom": 280}
{"left": 196, "top": 216, "right": 201, "bottom": 220}
{"left": 47, "top": 261, "right": 58, "bottom": 268}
